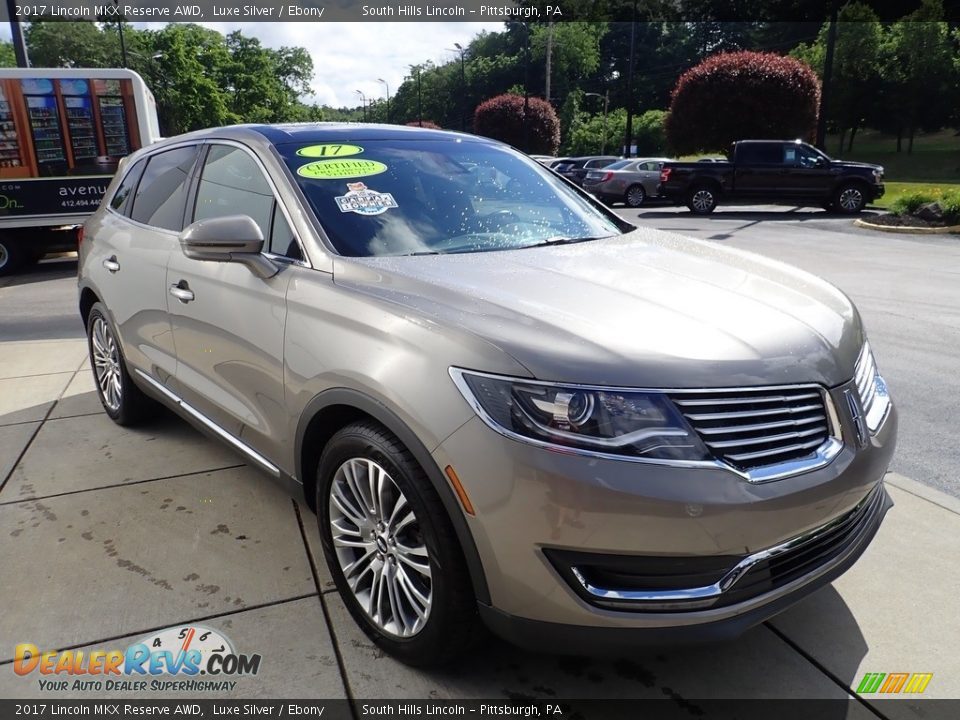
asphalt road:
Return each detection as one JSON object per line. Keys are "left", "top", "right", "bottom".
{"left": 2, "top": 208, "right": 957, "bottom": 498}
{"left": 621, "top": 204, "right": 960, "bottom": 499}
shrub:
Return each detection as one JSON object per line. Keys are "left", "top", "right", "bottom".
{"left": 666, "top": 51, "right": 821, "bottom": 155}
{"left": 473, "top": 93, "right": 561, "bottom": 155}
{"left": 940, "top": 192, "right": 960, "bottom": 223}
{"left": 405, "top": 120, "right": 441, "bottom": 129}
{"left": 890, "top": 191, "right": 938, "bottom": 216}
{"left": 634, "top": 109, "right": 668, "bottom": 155}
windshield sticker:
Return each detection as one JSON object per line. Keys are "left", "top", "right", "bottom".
{"left": 297, "top": 159, "right": 387, "bottom": 179}
{"left": 296, "top": 144, "right": 364, "bottom": 158}
{"left": 335, "top": 182, "right": 398, "bottom": 216}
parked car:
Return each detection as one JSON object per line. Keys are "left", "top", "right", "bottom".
{"left": 79, "top": 124, "right": 896, "bottom": 666}
{"left": 555, "top": 155, "right": 621, "bottom": 186}
{"left": 658, "top": 140, "right": 885, "bottom": 214}
{"left": 529, "top": 154, "right": 557, "bottom": 166}
{"left": 583, "top": 157, "right": 672, "bottom": 207}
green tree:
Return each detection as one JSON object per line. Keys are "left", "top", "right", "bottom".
{"left": 0, "top": 41, "right": 16, "bottom": 67}
{"left": 568, "top": 107, "right": 627, "bottom": 155}
{"left": 25, "top": 21, "right": 111, "bottom": 67}
{"left": 791, "top": 2, "right": 884, "bottom": 154}
{"left": 880, "top": 0, "right": 955, "bottom": 153}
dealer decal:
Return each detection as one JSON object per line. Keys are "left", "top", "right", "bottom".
{"left": 335, "top": 182, "right": 398, "bottom": 216}
{"left": 296, "top": 144, "right": 364, "bottom": 158}
{"left": 297, "top": 159, "right": 387, "bottom": 179}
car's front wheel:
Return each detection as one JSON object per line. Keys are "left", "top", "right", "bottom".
{"left": 834, "top": 183, "right": 867, "bottom": 214}
{"left": 317, "top": 421, "right": 481, "bottom": 666}
{"left": 85, "top": 303, "right": 156, "bottom": 425}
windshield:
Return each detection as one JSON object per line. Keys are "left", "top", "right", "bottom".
{"left": 604, "top": 160, "right": 633, "bottom": 171}
{"left": 279, "top": 139, "right": 626, "bottom": 257}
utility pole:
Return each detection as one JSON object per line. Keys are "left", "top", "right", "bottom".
{"left": 523, "top": 24, "right": 531, "bottom": 151}
{"left": 355, "top": 90, "right": 367, "bottom": 122}
{"left": 6, "top": 0, "right": 30, "bottom": 67}
{"left": 113, "top": 0, "right": 128, "bottom": 68}
{"left": 452, "top": 44, "right": 467, "bottom": 131}
{"left": 545, "top": 22, "right": 554, "bottom": 104}
{"left": 377, "top": 78, "right": 390, "bottom": 123}
{"left": 623, "top": 0, "right": 638, "bottom": 157}
{"left": 816, "top": 2, "right": 840, "bottom": 151}
{"left": 585, "top": 92, "right": 610, "bottom": 155}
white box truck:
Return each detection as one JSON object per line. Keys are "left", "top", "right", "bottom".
{"left": 0, "top": 68, "right": 160, "bottom": 275}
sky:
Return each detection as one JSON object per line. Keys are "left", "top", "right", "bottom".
{"left": 1, "top": 21, "right": 503, "bottom": 108}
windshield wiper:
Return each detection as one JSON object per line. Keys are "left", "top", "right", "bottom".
{"left": 523, "top": 235, "right": 609, "bottom": 249}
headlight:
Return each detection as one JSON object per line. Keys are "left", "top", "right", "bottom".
{"left": 450, "top": 369, "right": 711, "bottom": 461}
{"left": 855, "top": 342, "right": 891, "bottom": 433}
{"left": 872, "top": 168, "right": 883, "bottom": 180}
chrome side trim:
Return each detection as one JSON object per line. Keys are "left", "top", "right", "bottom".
{"left": 133, "top": 369, "right": 280, "bottom": 478}
{"left": 571, "top": 484, "right": 883, "bottom": 611}
{"left": 449, "top": 367, "right": 844, "bottom": 483}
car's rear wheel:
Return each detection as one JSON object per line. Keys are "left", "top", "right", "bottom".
{"left": 834, "top": 183, "right": 867, "bottom": 214}
{"left": 625, "top": 184, "right": 646, "bottom": 208}
{"left": 687, "top": 185, "right": 718, "bottom": 214}
{"left": 86, "top": 303, "right": 156, "bottom": 425}
{"left": 317, "top": 421, "right": 480, "bottom": 666}
{"left": 0, "top": 237, "right": 24, "bottom": 277}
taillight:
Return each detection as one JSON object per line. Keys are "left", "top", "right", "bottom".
{"left": 77, "top": 226, "right": 84, "bottom": 247}
{"left": 600, "top": 172, "right": 613, "bottom": 182}
{"left": 660, "top": 167, "right": 672, "bottom": 183}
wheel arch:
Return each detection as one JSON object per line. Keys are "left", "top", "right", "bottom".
{"left": 295, "top": 387, "right": 491, "bottom": 605}
{"left": 79, "top": 286, "right": 101, "bottom": 326}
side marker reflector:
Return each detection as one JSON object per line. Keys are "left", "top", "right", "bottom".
{"left": 444, "top": 465, "right": 475, "bottom": 516}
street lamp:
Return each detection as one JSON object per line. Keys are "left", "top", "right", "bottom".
{"left": 377, "top": 78, "right": 390, "bottom": 123}
{"left": 355, "top": 90, "right": 367, "bottom": 122}
{"left": 584, "top": 91, "right": 610, "bottom": 155}
{"left": 449, "top": 43, "right": 467, "bottom": 131}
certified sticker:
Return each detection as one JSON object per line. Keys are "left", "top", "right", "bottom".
{"left": 335, "top": 182, "right": 398, "bottom": 216}
{"left": 297, "top": 159, "right": 387, "bottom": 180}
{"left": 296, "top": 144, "right": 364, "bottom": 158}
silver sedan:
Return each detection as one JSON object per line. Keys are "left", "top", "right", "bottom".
{"left": 583, "top": 157, "right": 672, "bottom": 207}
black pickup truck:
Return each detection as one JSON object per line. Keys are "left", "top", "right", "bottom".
{"left": 658, "top": 140, "right": 884, "bottom": 215}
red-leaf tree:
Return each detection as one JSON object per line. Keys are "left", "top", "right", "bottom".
{"left": 473, "top": 94, "right": 561, "bottom": 155}
{"left": 666, "top": 51, "right": 821, "bottom": 155}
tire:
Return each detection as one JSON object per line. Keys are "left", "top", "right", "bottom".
{"left": 85, "top": 303, "right": 157, "bottom": 426}
{"left": 317, "top": 421, "right": 481, "bottom": 666}
{"left": 834, "top": 183, "right": 867, "bottom": 214}
{"left": 687, "top": 184, "right": 719, "bottom": 214}
{"left": 0, "top": 237, "right": 24, "bottom": 277}
{"left": 625, "top": 184, "right": 646, "bottom": 208}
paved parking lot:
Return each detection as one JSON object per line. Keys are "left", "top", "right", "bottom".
{"left": 1, "top": 210, "right": 959, "bottom": 709}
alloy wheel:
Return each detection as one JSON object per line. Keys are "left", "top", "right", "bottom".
{"left": 328, "top": 457, "right": 433, "bottom": 638}
{"left": 91, "top": 316, "right": 122, "bottom": 412}
{"left": 691, "top": 189, "right": 715, "bottom": 212}
{"left": 839, "top": 187, "right": 864, "bottom": 212}
{"left": 0, "top": 244, "right": 8, "bottom": 270}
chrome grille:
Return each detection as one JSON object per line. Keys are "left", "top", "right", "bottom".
{"left": 670, "top": 386, "right": 831, "bottom": 470}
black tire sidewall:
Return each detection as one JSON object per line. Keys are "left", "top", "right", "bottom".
{"left": 316, "top": 424, "right": 468, "bottom": 665}
{"left": 0, "top": 237, "right": 24, "bottom": 277}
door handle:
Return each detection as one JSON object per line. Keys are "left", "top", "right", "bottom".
{"left": 169, "top": 282, "right": 195, "bottom": 304}
{"left": 102, "top": 256, "right": 120, "bottom": 273}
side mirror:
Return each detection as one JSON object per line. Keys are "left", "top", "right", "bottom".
{"left": 179, "top": 215, "right": 277, "bottom": 279}
{"left": 814, "top": 157, "right": 827, "bottom": 168}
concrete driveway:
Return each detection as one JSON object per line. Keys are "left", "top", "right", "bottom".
{"left": 1, "top": 214, "right": 958, "bottom": 710}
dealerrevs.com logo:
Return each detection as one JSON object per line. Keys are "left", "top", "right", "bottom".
{"left": 13, "top": 624, "right": 262, "bottom": 693}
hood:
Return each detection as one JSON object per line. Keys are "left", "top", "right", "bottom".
{"left": 333, "top": 228, "right": 864, "bottom": 389}
{"left": 830, "top": 160, "right": 883, "bottom": 172}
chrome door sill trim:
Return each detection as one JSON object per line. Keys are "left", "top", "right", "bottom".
{"left": 133, "top": 369, "right": 280, "bottom": 478}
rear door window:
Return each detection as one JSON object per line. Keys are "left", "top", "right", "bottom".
{"left": 738, "top": 143, "right": 783, "bottom": 164}
{"left": 130, "top": 146, "right": 200, "bottom": 231}
{"left": 109, "top": 158, "right": 146, "bottom": 217}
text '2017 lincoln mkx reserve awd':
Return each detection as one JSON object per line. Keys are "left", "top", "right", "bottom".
{"left": 78, "top": 124, "right": 896, "bottom": 665}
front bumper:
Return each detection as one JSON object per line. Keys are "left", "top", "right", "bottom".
{"left": 432, "top": 379, "right": 897, "bottom": 645}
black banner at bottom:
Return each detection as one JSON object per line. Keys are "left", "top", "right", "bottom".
{"left": 2, "top": 699, "right": 959, "bottom": 720}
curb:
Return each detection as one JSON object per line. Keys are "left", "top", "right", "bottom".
{"left": 885, "top": 472, "right": 960, "bottom": 516}
{"left": 854, "top": 218, "right": 960, "bottom": 235}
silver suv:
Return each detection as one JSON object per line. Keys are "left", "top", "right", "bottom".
{"left": 79, "top": 124, "right": 897, "bottom": 665}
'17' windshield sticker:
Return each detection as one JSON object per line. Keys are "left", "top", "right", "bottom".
{"left": 335, "top": 182, "right": 398, "bottom": 216}
{"left": 297, "top": 159, "right": 387, "bottom": 180}
{"left": 296, "top": 144, "right": 363, "bottom": 158}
